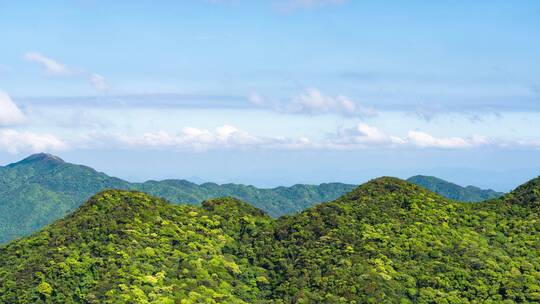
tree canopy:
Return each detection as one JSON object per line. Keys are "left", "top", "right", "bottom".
{"left": 1, "top": 176, "right": 539, "bottom": 303}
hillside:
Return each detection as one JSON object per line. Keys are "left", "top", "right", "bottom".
{"left": 253, "top": 177, "right": 539, "bottom": 302}
{"left": 407, "top": 175, "right": 503, "bottom": 202}
{"left": 0, "top": 154, "right": 131, "bottom": 243}
{"left": 1, "top": 177, "right": 539, "bottom": 303}
{"left": 0, "top": 154, "right": 507, "bottom": 244}
{"left": 0, "top": 190, "right": 271, "bottom": 303}
{"left": 0, "top": 154, "right": 355, "bottom": 243}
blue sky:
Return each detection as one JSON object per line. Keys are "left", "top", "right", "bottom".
{"left": 0, "top": 0, "right": 539, "bottom": 190}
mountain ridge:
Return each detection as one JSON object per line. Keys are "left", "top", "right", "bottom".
{"left": 406, "top": 174, "right": 503, "bottom": 202}
{"left": 7, "top": 152, "right": 66, "bottom": 168}
{"left": 0, "top": 154, "right": 356, "bottom": 243}
{"left": 1, "top": 176, "right": 538, "bottom": 302}
{"left": 0, "top": 154, "right": 506, "bottom": 243}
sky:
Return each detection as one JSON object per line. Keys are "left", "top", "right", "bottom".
{"left": 0, "top": 0, "right": 539, "bottom": 191}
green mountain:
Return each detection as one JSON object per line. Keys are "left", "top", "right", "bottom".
{"left": 0, "top": 153, "right": 355, "bottom": 243}
{"left": 407, "top": 175, "right": 503, "bottom": 202}
{"left": 1, "top": 177, "right": 538, "bottom": 303}
{"left": 0, "top": 190, "right": 272, "bottom": 303}
{"left": 0, "top": 154, "right": 506, "bottom": 244}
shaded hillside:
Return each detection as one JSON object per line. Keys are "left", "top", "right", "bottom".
{"left": 407, "top": 175, "right": 503, "bottom": 202}
{"left": 1, "top": 177, "right": 539, "bottom": 303}
{"left": 0, "top": 154, "right": 355, "bottom": 243}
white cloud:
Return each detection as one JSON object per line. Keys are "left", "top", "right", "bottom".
{"left": 328, "top": 123, "right": 491, "bottom": 149}
{"left": 0, "top": 90, "right": 26, "bottom": 126}
{"left": 406, "top": 131, "right": 472, "bottom": 149}
{"left": 3, "top": 119, "right": 535, "bottom": 153}
{"left": 24, "top": 52, "right": 71, "bottom": 75}
{"left": 331, "top": 123, "right": 404, "bottom": 147}
{"left": 89, "top": 74, "right": 109, "bottom": 91}
{"left": 0, "top": 129, "right": 68, "bottom": 154}
{"left": 291, "top": 88, "right": 377, "bottom": 117}
{"left": 112, "top": 124, "right": 310, "bottom": 151}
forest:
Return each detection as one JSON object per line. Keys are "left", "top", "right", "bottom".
{"left": 0, "top": 176, "right": 538, "bottom": 303}
{"left": 0, "top": 153, "right": 501, "bottom": 244}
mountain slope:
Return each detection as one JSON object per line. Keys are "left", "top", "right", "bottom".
{"left": 407, "top": 175, "right": 503, "bottom": 202}
{"left": 0, "top": 154, "right": 355, "bottom": 243}
{"left": 0, "top": 154, "right": 131, "bottom": 243}
{"left": 136, "top": 180, "right": 355, "bottom": 217}
{"left": 1, "top": 177, "right": 538, "bottom": 303}
{"left": 251, "top": 177, "right": 539, "bottom": 302}
{"left": 0, "top": 154, "right": 507, "bottom": 244}
{"left": 0, "top": 190, "right": 270, "bottom": 303}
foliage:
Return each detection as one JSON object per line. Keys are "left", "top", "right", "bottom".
{"left": 0, "top": 154, "right": 504, "bottom": 244}
{"left": 0, "top": 153, "right": 355, "bottom": 243}
{"left": 251, "top": 177, "right": 539, "bottom": 303}
{"left": 0, "top": 191, "right": 268, "bottom": 303}
{"left": 1, "top": 176, "right": 539, "bottom": 303}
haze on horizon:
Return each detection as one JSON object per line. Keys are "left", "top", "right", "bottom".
{"left": 0, "top": 1, "right": 539, "bottom": 191}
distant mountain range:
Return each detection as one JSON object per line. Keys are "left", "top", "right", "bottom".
{"left": 407, "top": 175, "right": 503, "bottom": 202}
{"left": 0, "top": 153, "right": 503, "bottom": 243}
{"left": 1, "top": 176, "right": 537, "bottom": 302}
{"left": 0, "top": 153, "right": 354, "bottom": 243}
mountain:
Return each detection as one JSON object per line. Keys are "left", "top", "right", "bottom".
{"left": 0, "top": 154, "right": 506, "bottom": 244}
{"left": 407, "top": 175, "right": 503, "bottom": 202}
{"left": 0, "top": 190, "right": 272, "bottom": 303}
{"left": 1, "top": 177, "right": 538, "bottom": 303}
{"left": 0, "top": 153, "right": 355, "bottom": 243}
{"left": 254, "top": 177, "right": 539, "bottom": 302}
{"left": 0, "top": 153, "right": 131, "bottom": 243}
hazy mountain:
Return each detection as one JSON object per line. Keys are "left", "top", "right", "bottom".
{"left": 407, "top": 175, "right": 503, "bottom": 202}
{"left": 1, "top": 177, "right": 538, "bottom": 303}
{"left": 0, "top": 153, "right": 355, "bottom": 243}
{"left": 0, "top": 153, "right": 131, "bottom": 243}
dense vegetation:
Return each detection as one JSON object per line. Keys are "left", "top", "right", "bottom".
{"left": 1, "top": 176, "right": 538, "bottom": 303}
{"left": 407, "top": 175, "right": 503, "bottom": 202}
{"left": 0, "top": 154, "right": 503, "bottom": 244}
{"left": 253, "top": 177, "right": 539, "bottom": 303}
{"left": 0, "top": 191, "right": 271, "bottom": 303}
{"left": 0, "top": 153, "right": 355, "bottom": 243}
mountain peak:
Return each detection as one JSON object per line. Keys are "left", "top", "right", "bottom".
{"left": 202, "top": 197, "right": 268, "bottom": 218}
{"left": 8, "top": 153, "right": 65, "bottom": 167}
{"left": 64, "top": 190, "right": 174, "bottom": 229}
{"left": 344, "top": 176, "right": 420, "bottom": 201}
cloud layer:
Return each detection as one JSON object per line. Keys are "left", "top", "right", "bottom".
{"left": 1, "top": 119, "right": 539, "bottom": 155}
{"left": 329, "top": 123, "right": 491, "bottom": 149}
{"left": 114, "top": 125, "right": 310, "bottom": 151}
{"left": 249, "top": 88, "right": 376, "bottom": 118}
{"left": 291, "top": 88, "right": 376, "bottom": 117}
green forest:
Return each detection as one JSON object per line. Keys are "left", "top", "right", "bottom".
{"left": 0, "top": 154, "right": 355, "bottom": 243}
{"left": 1, "top": 176, "right": 538, "bottom": 303}
{"left": 0, "top": 154, "right": 502, "bottom": 244}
